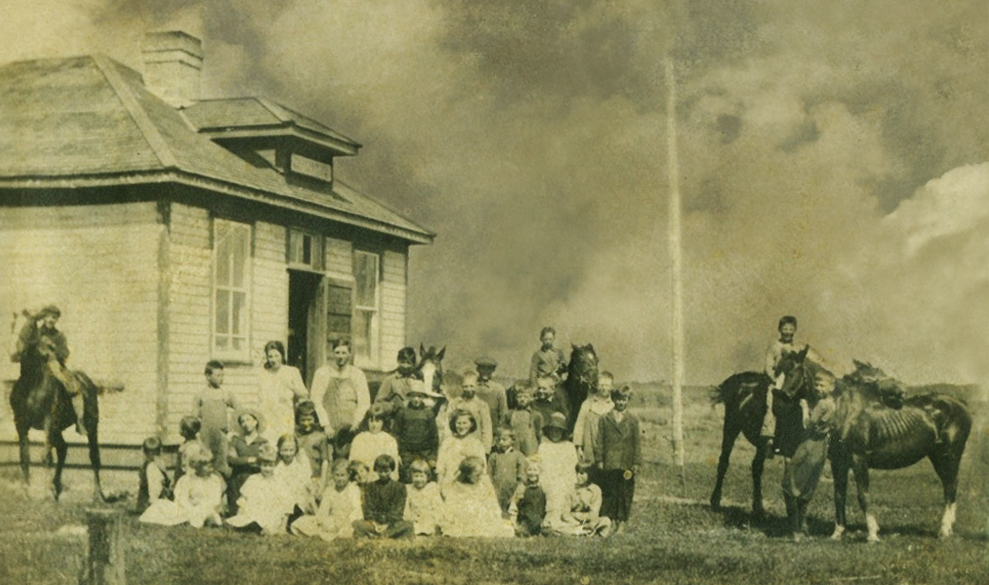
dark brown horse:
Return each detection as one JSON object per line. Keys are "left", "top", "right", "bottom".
{"left": 565, "top": 344, "right": 599, "bottom": 433}
{"left": 709, "top": 349, "right": 815, "bottom": 515}
{"left": 10, "top": 327, "right": 105, "bottom": 501}
{"left": 781, "top": 355, "right": 972, "bottom": 541}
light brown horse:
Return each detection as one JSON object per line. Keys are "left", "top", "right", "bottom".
{"left": 781, "top": 354, "right": 972, "bottom": 542}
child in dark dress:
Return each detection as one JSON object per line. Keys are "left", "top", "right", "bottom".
{"left": 509, "top": 458, "right": 547, "bottom": 537}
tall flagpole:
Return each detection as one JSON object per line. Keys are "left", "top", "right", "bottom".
{"left": 666, "top": 54, "right": 687, "bottom": 496}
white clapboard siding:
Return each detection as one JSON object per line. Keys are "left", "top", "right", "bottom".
{"left": 164, "top": 211, "right": 290, "bottom": 442}
{"left": 379, "top": 249, "right": 407, "bottom": 371}
{"left": 164, "top": 204, "right": 212, "bottom": 439}
{"left": 0, "top": 202, "right": 161, "bottom": 445}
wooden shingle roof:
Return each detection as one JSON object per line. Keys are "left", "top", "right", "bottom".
{"left": 0, "top": 55, "right": 433, "bottom": 244}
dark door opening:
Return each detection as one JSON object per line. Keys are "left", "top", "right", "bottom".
{"left": 287, "top": 270, "right": 323, "bottom": 384}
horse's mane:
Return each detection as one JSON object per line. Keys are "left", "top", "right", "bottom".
{"left": 839, "top": 359, "right": 905, "bottom": 408}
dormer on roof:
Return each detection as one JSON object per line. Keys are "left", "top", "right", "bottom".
{"left": 182, "top": 97, "right": 360, "bottom": 190}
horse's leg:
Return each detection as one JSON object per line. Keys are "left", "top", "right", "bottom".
{"left": 751, "top": 440, "right": 768, "bottom": 518}
{"left": 15, "top": 420, "right": 31, "bottom": 490}
{"left": 87, "top": 420, "right": 104, "bottom": 502}
{"left": 50, "top": 429, "right": 68, "bottom": 501}
{"left": 830, "top": 454, "right": 849, "bottom": 539}
{"left": 710, "top": 420, "right": 740, "bottom": 511}
{"left": 851, "top": 455, "right": 879, "bottom": 542}
{"left": 930, "top": 453, "right": 961, "bottom": 539}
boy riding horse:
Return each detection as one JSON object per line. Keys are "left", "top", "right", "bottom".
{"left": 11, "top": 305, "right": 88, "bottom": 435}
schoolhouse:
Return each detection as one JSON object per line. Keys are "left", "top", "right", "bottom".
{"left": 0, "top": 31, "right": 433, "bottom": 446}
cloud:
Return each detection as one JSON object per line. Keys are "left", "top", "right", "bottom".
{"left": 2, "top": 0, "right": 986, "bottom": 384}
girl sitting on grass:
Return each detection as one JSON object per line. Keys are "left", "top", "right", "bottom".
{"left": 292, "top": 458, "right": 363, "bottom": 541}
{"left": 225, "top": 443, "right": 293, "bottom": 535}
{"left": 440, "top": 456, "right": 514, "bottom": 538}
{"left": 141, "top": 441, "right": 224, "bottom": 528}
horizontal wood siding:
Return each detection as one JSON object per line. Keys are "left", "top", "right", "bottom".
{"left": 164, "top": 203, "right": 212, "bottom": 441}
{"left": 380, "top": 248, "right": 407, "bottom": 371}
{"left": 165, "top": 209, "right": 289, "bottom": 442}
{"left": 0, "top": 202, "right": 161, "bottom": 445}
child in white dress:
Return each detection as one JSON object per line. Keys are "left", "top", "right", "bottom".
{"left": 404, "top": 459, "right": 443, "bottom": 536}
{"left": 225, "top": 444, "right": 293, "bottom": 535}
{"left": 141, "top": 442, "right": 223, "bottom": 528}
{"left": 440, "top": 456, "right": 513, "bottom": 538}
{"left": 349, "top": 404, "right": 400, "bottom": 481}
{"left": 292, "top": 459, "right": 363, "bottom": 541}
{"left": 537, "top": 412, "right": 579, "bottom": 532}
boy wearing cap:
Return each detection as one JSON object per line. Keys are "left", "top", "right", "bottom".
{"left": 475, "top": 357, "right": 509, "bottom": 428}
{"left": 13, "top": 305, "right": 88, "bottom": 434}
{"left": 376, "top": 347, "right": 419, "bottom": 419}
{"left": 392, "top": 380, "right": 441, "bottom": 482}
{"left": 594, "top": 385, "right": 641, "bottom": 534}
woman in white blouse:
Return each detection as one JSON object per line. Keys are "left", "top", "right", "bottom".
{"left": 258, "top": 340, "right": 309, "bottom": 441}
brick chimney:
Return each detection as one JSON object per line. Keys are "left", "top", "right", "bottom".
{"left": 141, "top": 31, "right": 203, "bottom": 108}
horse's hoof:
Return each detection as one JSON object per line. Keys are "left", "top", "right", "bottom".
{"left": 938, "top": 530, "right": 952, "bottom": 540}
{"left": 830, "top": 526, "right": 845, "bottom": 540}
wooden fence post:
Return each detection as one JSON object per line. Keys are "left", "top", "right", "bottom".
{"left": 79, "top": 508, "right": 126, "bottom": 585}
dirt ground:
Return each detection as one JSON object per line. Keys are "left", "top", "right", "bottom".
{"left": 1, "top": 386, "right": 987, "bottom": 585}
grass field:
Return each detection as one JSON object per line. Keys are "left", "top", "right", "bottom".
{"left": 1, "top": 384, "right": 987, "bottom": 585}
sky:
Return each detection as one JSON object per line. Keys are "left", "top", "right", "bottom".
{"left": 2, "top": 0, "right": 987, "bottom": 385}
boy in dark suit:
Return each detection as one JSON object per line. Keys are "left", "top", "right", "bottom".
{"left": 593, "top": 385, "right": 641, "bottom": 534}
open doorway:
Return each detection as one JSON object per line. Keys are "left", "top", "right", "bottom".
{"left": 287, "top": 270, "right": 323, "bottom": 385}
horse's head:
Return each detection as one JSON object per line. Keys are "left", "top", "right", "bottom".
{"left": 776, "top": 347, "right": 814, "bottom": 398}
{"left": 417, "top": 343, "right": 446, "bottom": 397}
{"left": 846, "top": 360, "right": 905, "bottom": 409}
{"left": 569, "top": 343, "right": 600, "bottom": 388}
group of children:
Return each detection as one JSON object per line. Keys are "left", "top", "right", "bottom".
{"left": 135, "top": 331, "right": 642, "bottom": 540}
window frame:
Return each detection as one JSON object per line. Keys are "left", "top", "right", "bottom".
{"left": 287, "top": 227, "right": 325, "bottom": 272}
{"left": 211, "top": 218, "right": 253, "bottom": 362}
{"left": 351, "top": 249, "right": 381, "bottom": 368}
